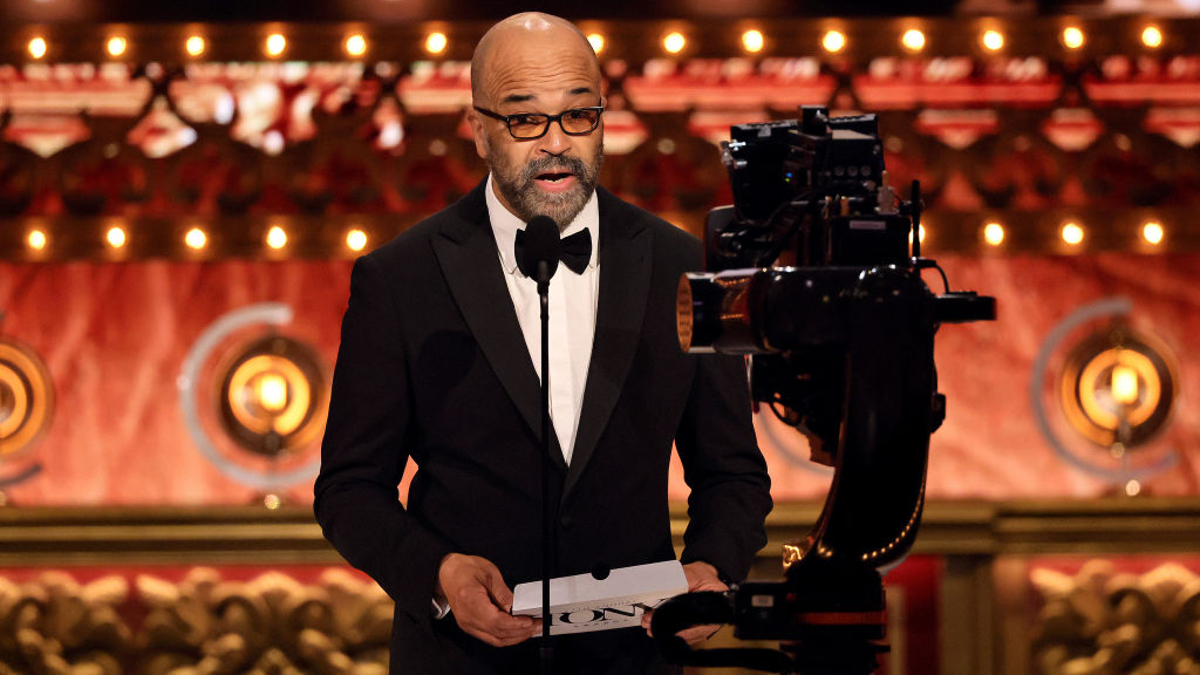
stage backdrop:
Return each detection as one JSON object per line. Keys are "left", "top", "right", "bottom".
{"left": 1, "top": 252, "right": 1196, "bottom": 505}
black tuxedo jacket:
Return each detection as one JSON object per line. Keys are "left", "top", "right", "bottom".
{"left": 314, "top": 182, "right": 772, "bottom": 674}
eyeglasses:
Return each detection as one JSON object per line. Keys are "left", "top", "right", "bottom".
{"left": 473, "top": 105, "right": 604, "bottom": 140}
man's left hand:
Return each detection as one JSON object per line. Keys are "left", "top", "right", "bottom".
{"left": 641, "top": 561, "right": 728, "bottom": 646}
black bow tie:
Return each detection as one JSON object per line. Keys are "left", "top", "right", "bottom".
{"left": 515, "top": 228, "right": 592, "bottom": 275}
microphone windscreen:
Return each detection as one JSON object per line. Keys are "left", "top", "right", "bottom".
{"left": 517, "top": 215, "right": 562, "bottom": 281}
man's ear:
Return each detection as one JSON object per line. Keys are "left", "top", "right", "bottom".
{"left": 467, "top": 107, "right": 488, "bottom": 160}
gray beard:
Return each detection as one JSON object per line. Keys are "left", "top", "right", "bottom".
{"left": 485, "top": 137, "right": 604, "bottom": 229}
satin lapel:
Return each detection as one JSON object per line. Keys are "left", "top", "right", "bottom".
{"left": 563, "top": 196, "right": 652, "bottom": 501}
{"left": 430, "top": 191, "right": 568, "bottom": 472}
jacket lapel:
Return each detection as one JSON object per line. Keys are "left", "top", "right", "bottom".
{"left": 563, "top": 188, "right": 653, "bottom": 500}
{"left": 430, "top": 183, "right": 568, "bottom": 472}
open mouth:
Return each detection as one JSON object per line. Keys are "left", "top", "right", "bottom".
{"left": 536, "top": 171, "right": 575, "bottom": 184}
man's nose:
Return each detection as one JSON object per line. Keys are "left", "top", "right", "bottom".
{"left": 537, "top": 120, "right": 572, "bottom": 155}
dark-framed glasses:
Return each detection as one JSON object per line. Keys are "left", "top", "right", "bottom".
{"left": 473, "top": 105, "right": 604, "bottom": 140}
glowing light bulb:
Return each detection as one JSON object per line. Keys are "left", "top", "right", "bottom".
{"left": 185, "top": 227, "right": 207, "bottom": 250}
{"left": 1142, "top": 25, "right": 1163, "bottom": 49}
{"left": 984, "top": 222, "right": 1005, "bottom": 246}
{"left": 106, "top": 226, "right": 127, "bottom": 249}
{"left": 28, "top": 229, "right": 47, "bottom": 251}
{"left": 186, "top": 35, "right": 206, "bottom": 56}
{"left": 29, "top": 37, "right": 48, "bottom": 59}
{"left": 265, "top": 33, "right": 286, "bottom": 57}
{"left": 425, "top": 32, "right": 448, "bottom": 55}
{"left": 982, "top": 30, "right": 1005, "bottom": 52}
{"left": 587, "top": 33, "right": 605, "bottom": 54}
{"left": 266, "top": 226, "right": 288, "bottom": 249}
{"left": 742, "top": 29, "right": 765, "bottom": 53}
{"left": 1111, "top": 364, "right": 1139, "bottom": 405}
{"left": 257, "top": 373, "right": 289, "bottom": 412}
{"left": 663, "top": 32, "right": 686, "bottom": 54}
{"left": 345, "top": 34, "right": 367, "bottom": 57}
{"left": 901, "top": 29, "right": 926, "bottom": 52}
{"left": 1061, "top": 222, "right": 1084, "bottom": 245}
{"left": 1062, "top": 26, "right": 1085, "bottom": 50}
{"left": 822, "top": 30, "right": 846, "bottom": 53}
{"left": 346, "top": 229, "right": 368, "bottom": 252}
{"left": 106, "top": 36, "right": 127, "bottom": 57}
{"left": 1142, "top": 221, "right": 1164, "bottom": 245}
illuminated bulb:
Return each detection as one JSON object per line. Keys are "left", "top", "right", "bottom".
{"left": 263, "top": 493, "right": 282, "bottom": 510}
{"left": 265, "top": 33, "right": 286, "bottom": 57}
{"left": 1125, "top": 479, "right": 1141, "bottom": 497}
{"left": 1142, "top": 25, "right": 1163, "bottom": 49}
{"left": 1142, "top": 221, "right": 1164, "bottom": 245}
{"left": 425, "top": 32, "right": 448, "bottom": 54}
{"left": 346, "top": 229, "right": 368, "bottom": 252}
{"left": 185, "top": 227, "right": 207, "bottom": 250}
{"left": 587, "top": 33, "right": 605, "bottom": 54}
{"left": 257, "top": 373, "right": 289, "bottom": 412}
{"left": 28, "top": 229, "right": 47, "bottom": 251}
{"left": 901, "top": 29, "right": 926, "bottom": 52}
{"left": 106, "top": 36, "right": 127, "bottom": 57}
{"left": 984, "top": 222, "right": 1005, "bottom": 246}
{"left": 822, "top": 30, "right": 846, "bottom": 53}
{"left": 106, "top": 226, "right": 127, "bottom": 249}
{"left": 919, "top": 224, "right": 926, "bottom": 243}
{"left": 1061, "top": 222, "right": 1084, "bottom": 245}
{"left": 1062, "top": 26, "right": 1085, "bottom": 50}
{"left": 663, "top": 32, "right": 686, "bottom": 54}
{"left": 266, "top": 225, "right": 288, "bottom": 249}
{"left": 982, "top": 30, "right": 1004, "bottom": 51}
{"left": 29, "top": 37, "right": 48, "bottom": 59}
{"left": 742, "top": 29, "right": 765, "bottom": 53}
{"left": 345, "top": 33, "right": 367, "bottom": 57}
{"left": 186, "top": 35, "right": 206, "bottom": 56}
{"left": 1111, "top": 364, "right": 1139, "bottom": 405}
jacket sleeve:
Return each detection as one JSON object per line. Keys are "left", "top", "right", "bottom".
{"left": 675, "top": 348, "right": 774, "bottom": 583}
{"left": 314, "top": 253, "right": 452, "bottom": 625}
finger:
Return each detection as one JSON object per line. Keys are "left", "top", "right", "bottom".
{"left": 482, "top": 568, "right": 515, "bottom": 610}
{"left": 676, "top": 624, "right": 721, "bottom": 646}
{"left": 641, "top": 609, "right": 654, "bottom": 634}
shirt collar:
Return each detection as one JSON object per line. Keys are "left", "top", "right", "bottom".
{"left": 486, "top": 173, "right": 600, "bottom": 276}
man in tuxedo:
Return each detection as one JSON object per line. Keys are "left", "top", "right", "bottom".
{"left": 314, "top": 12, "right": 772, "bottom": 674}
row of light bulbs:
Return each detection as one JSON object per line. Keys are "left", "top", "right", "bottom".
{"left": 22, "top": 220, "right": 1169, "bottom": 255}
{"left": 22, "top": 23, "right": 1170, "bottom": 61}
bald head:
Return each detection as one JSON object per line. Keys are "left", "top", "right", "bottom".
{"left": 470, "top": 12, "right": 600, "bottom": 106}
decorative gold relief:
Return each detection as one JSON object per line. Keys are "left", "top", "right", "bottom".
{"left": 0, "top": 572, "right": 130, "bottom": 675}
{"left": 1032, "top": 560, "right": 1200, "bottom": 675}
{"left": 136, "top": 567, "right": 391, "bottom": 675}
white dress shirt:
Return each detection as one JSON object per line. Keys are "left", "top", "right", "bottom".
{"left": 485, "top": 173, "right": 600, "bottom": 465}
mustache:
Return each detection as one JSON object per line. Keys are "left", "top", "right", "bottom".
{"left": 520, "top": 156, "right": 590, "bottom": 182}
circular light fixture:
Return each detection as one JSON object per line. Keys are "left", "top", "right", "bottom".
{"left": 822, "top": 30, "right": 847, "bottom": 53}
{"left": 106, "top": 226, "right": 127, "bottom": 249}
{"left": 984, "top": 222, "right": 1005, "bottom": 246}
{"left": 27, "top": 229, "right": 47, "bottom": 251}
{"left": 185, "top": 227, "right": 207, "bottom": 250}
{"left": 265, "top": 33, "right": 287, "bottom": 57}
{"left": 106, "top": 36, "right": 127, "bottom": 57}
{"left": 663, "top": 31, "right": 686, "bottom": 54}
{"left": 901, "top": 29, "right": 926, "bottom": 52}
{"left": 28, "top": 37, "right": 48, "bottom": 60}
{"left": 1062, "top": 26, "right": 1085, "bottom": 50}
{"left": 1141, "top": 25, "right": 1163, "bottom": 49}
{"left": 186, "top": 35, "right": 206, "bottom": 56}
{"left": 1061, "top": 222, "right": 1084, "bottom": 245}
{"left": 0, "top": 338, "right": 55, "bottom": 461}
{"left": 266, "top": 226, "right": 288, "bottom": 250}
{"left": 1142, "top": 221, "right": 1164, "bottom": 245}
{"left": 346, "top": 229, "right": 368, "bottom": 252}
{"left": 345, "top": 33, "right": 367, "bottom": 57}
{"left": 742, "top": 29, "right": 765, "bottom": 53}
{"left": 982, "top": 30, "right": 1005, "bottom": 52}
{"left": 587, "top": 33, "right": 605, "bottom": 54}
{"left": 425, "top": 32, "right": 448, "bottom": 55}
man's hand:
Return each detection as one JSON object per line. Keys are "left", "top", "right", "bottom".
{"left": 641, "top": 561, "right": 728, "bottom": 646}
{"left": 437, "top": 553, "right": 540, "bottom": 647}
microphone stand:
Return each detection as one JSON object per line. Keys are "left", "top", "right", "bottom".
{"left": 537, "top": 260, "right": 555, "bottom": 675}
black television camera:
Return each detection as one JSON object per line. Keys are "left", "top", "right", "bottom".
{"left": 653, "top": 107, "right": 995, "bottom": 674}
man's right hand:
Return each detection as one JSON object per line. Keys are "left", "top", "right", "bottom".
{"left": 436, "top": 553, "right": 540, "bottom": 647}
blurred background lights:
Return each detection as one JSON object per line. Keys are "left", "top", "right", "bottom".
{"left": 345, "top": 33, "right": 367, "bottom": 57}
{"left": 982, "top": 29, "right": 1005, "bottom": 51}
{"left": 265, "top": 33, "right": 286, "bottom": 56}
{"left": 901, "top": 29, "right": 926, "bottom": 52}
{"left": 186, "top": 35, "right": 205, "bottom": 56}
{"left": 1062, "top": 222, "right": 1084, "bottom": 245}
{"left": 1142, "top": 221, "right": 1164, "bottom": 245}
{"left": 256, "top": 372, "right": 289, "bottom": 413}
{"left": 346, "top": 229, "right": 368, "bottom": 252}
{"left": 106, "top": 226, "right": 127, "bottom": 249}
{"left": 742, "top": 29, "right": 764, "bottom": 53}
{"left": 822, "top": 30, "right": 846, "bottom": 53}
{"left": 1062, "top": 26, "right": 1085, "bottom": 49}
{"left": 185, "top": 227, "right": 207, "bottom": 250}
{"left": 266, "top": 226, "right": 288, "bottom": 249}
{"left": 28, "top": 37, "right": 47, "bottom": 59}
{"left": 587, "top": 33, "right": 605, "bottom": 54}
{"left": 984, "top": 222, "right": 1005, "bottom": 246}
{"left": 425, "top": 32, "right": 447, "bottom": 54}
{"left": 663, "top": 31, "right": 686, "bottom": 54}
{"left": 28, "top": 229, "right": 47, "bottom": 251}
{"left": 106, "top": 36, "right": 127, "bottom": 57}
{"left": 1111, "top": 364, "right": 1139, "bottom": 405}
{"left": 1142, "top": 25, "right": 1163, "bottom": 48}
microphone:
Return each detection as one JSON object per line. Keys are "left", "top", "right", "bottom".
{"left": 517, "top": 215, "right": 561, "bottom": 288}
